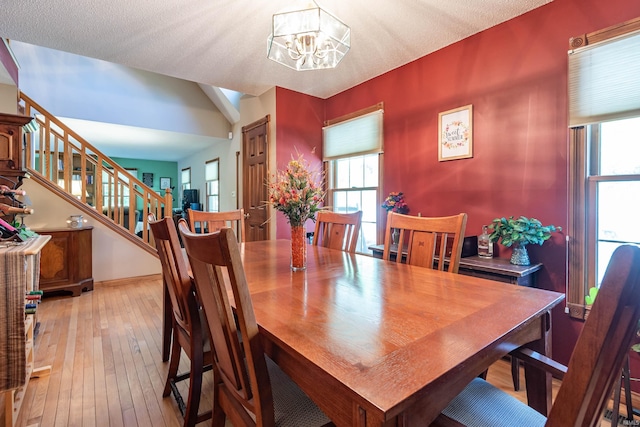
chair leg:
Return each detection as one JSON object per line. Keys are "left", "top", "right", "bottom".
{"left": 612, "top": 369, "right": 623, "bottom": 426}
{"left": 623, "top": 356, "right": 634, "bottom": 421}
{"left": 212, "top": 370, "right": 227, "bottom": 427}
{"left": 183, "top": 350, "right": 204, "bottom": 427}
{"left": 163, "top": 332, "right": 181, "bottom": 397}
{"left": 612, "top": 355, "right": 634, "bottom": 425}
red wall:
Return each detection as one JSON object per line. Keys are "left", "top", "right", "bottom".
{"left": 275, "top": 0, "right": 640, "bottom": 369}
{"left": 275, "top": 87, "right": 325, "bottom": 239}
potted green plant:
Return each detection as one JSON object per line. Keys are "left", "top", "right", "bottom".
{"left": 488, "top": 216, "right": 561, "bottom": 265}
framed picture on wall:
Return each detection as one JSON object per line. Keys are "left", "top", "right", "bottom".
{"left": 142, "top": 172, "right": 153, "bottom": 187}
{"left": 438, "top": 104, "right": 473, "bottom": 161}
{"left": 160, "top": 177, "right": 171, "bottom": 190}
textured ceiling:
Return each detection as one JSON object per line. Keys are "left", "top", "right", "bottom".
{"left": 0, "top": 0, "right": 553, "bottom": 100}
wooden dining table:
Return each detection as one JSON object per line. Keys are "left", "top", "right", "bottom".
{"left": 169, "top": 239, "right": 564, "bottom": 426}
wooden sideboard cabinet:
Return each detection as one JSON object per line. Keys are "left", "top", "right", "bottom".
{"left": 368, "top": 244, "right": 542, "bottom": 287}
{"left": 36, "top": 226, "right": 94, "bottom": 296}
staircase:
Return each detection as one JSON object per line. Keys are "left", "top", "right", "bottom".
{"left": 19, "top": 92, "right": 173, "bottom": 255}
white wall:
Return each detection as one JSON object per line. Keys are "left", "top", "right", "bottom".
{"left": 12, "top": 41, "right": 230, "bottom": 139}
{"left": 0, "top": 84, "right": 17, "bottom": 114}
{"left": 178, "top": 139, "right": 237, "bottom": 211}
{"left": 178, "top": 88, "right": 278, "bottom": 237}
{"left": 21, "top": 178, "right": 161, "bottom": 282}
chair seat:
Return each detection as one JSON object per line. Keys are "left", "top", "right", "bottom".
{"left": 266, "top": 357, "right": 332, "bottom": 427}
{"left": 440, "top": 378, "right": 546, "bottom": 427}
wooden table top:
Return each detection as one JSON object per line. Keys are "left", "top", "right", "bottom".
{"left": 234, "top": 240, "right": 564, "bottom": 426}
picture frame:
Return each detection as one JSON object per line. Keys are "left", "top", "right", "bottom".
{"left": 438, "top": 104, "right": 473, "bottom": 161}
{"left": 160, "top": 177, "right": 171, "bottom": 190}
{"left": 142, "top": 172, "right": 154, "bottom": 187}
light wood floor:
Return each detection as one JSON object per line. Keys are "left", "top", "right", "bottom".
{"left": 4, "top": 274, "right": 638, "bottom": 427}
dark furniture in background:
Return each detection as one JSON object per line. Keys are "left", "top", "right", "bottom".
{"left": 182, "top": 189, "right": 199, "bottom": 212}
{"left": 369, "top": 244, "right": 542, "bottom": 287}
{"left": 0, "top": 112, "right": 31, "bottom": 189}
{"left": 37, "top": 226, "right": 94, "bottom": 296}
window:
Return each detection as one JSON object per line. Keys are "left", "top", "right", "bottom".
{"left": 205, "top": 158, "right": 220, "bottom": 212}
{"left": 181, "top": 167, "right": 191, "bottom": 202}
{"left": 567, "top": 18, "right": 640, "bottom": 318}
{"left": 323, "top": 104, "right": 383, "bottom": 254}
{"left": 590, "top": 119, "right": 640, "bottom": 284}
{"left": 328, "top": 154, "right": 379, "bottom": 253}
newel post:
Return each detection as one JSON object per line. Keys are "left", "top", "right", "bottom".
{"left": 163, "top": 188, "right": 173, "bottom": 218}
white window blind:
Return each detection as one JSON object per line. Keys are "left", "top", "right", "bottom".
{"left": 205, "top": 160, "right": 218, "bottom": 181}
{"left": 568, "top": 30, "right": 640, "bottom": 127}
{"left": 323, "top": 109, "right": 383, "bottom": 161}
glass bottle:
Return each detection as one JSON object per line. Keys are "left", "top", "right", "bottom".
{"left": 478, "top": 225, "right": 493, "bottom": 259}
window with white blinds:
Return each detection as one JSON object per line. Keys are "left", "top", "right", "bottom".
{"left": 567, "top": 17, "right": 640, "bottom": 319}
{"left": 322, "top": 109, "right": 383, "bottom": 161}
{"left": 323, "top": 105, "right": 384, "bottom": 253}
{"left": 568, "top": 29, "right": 640, "bottom": 127}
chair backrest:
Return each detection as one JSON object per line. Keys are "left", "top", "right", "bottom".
{"left": 547, "top": 245, "right": 640, "bottom": 427}
{"left": 187, "top": 209, "right": 246, "bottom": 242}
{"left": 313, "top": 211, "right": 362, "bottom": 253}
{"left": 178, "top": 220, "right": 275, "bottom": 426}
{"left": 148, "top": 214, "right": 200, "bottom": 341}
{"left": 383, "top": 212, "right": 468, "bottom": 273}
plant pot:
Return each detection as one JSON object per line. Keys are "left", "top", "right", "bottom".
{"left": 510, "top": 243, "right": 530, "bottom": 266}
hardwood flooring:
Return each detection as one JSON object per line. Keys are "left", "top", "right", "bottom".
{"left": 3, "top": 274, "right": 638, "bottom": 426}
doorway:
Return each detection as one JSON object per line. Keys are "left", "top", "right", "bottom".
{"left": 242, "top": 116, "right": 269, "bottom": 241}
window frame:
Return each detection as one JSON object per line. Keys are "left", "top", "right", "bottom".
{"left": 567, "top": 17, "right": 640, "bottom": 319}
{"left": 181, "top": 167, "right": 191, "bottom": 202}
{"left": 324, "top": 104, "right": 384, "bottom": 251}
{"left": 325, "top": 153, "right": 382, "bottom": 253}
{"left": 205, "top": 158, "right": 220, "bottom": 212}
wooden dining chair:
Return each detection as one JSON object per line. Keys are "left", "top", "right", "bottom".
{"left": 312, "top": 210, "right": 362, "bottom": 253}
{"left": 148, "top": 215, "right": 213, "bottom": 427}
{"left": 177, "top": 221, "right": 334, "bottom": 427}
{"left": 187, "top": 208, "right": 246, "bottom": 242}
{"left": 383, "top": 211, "right": 468, "bottom": 273}
{"left": 431, "top": 244, "right": 640, "bottom": 427}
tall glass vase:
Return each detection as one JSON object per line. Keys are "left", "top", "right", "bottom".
{"left": 290, "top": 225, "right": 307, "bottom": 271}
{"left": 391, "top": 228, "right": 400, "bottom": 246}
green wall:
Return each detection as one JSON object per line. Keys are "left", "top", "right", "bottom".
{"left": 111, "top": 157, "right": 179, "bottom": 208}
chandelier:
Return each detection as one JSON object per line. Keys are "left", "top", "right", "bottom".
{"left": 267, "top": 1, "right": 350, "bottom": 71}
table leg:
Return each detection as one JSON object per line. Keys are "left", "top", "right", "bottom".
{"left": 524, "top": 310, "right": 553, "bottom": 416}
{"left": 162, "top": 282, "right": 172, "bottom": 362}
{"left": 511, "top": 356, "right": 520, "bottom": 391}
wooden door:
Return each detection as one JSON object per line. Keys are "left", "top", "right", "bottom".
{"left": 242, "top": 116, "right": 269, "bottom": 241}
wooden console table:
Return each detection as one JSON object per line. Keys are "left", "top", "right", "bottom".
{"left": 368, "top": 244, "right": 542, "bottom": 287}
{"left": 36, "top": 226, "right": 94, "bottom": 296}
{"left": 0, "top": 235, "right": 52, "bottom": 427}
